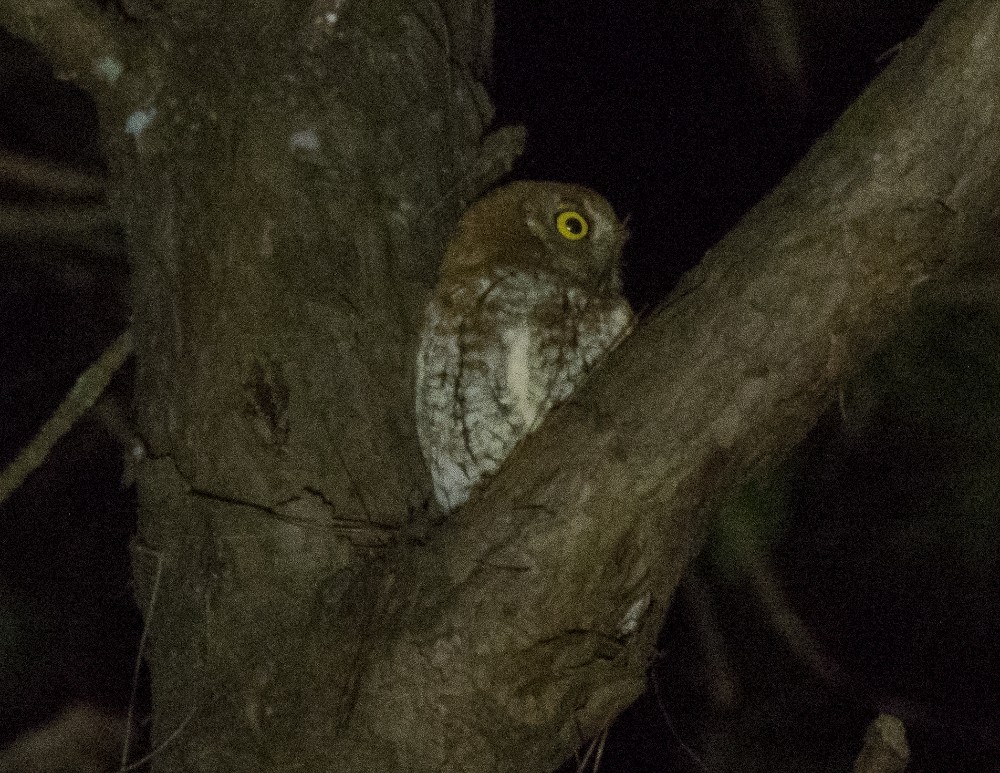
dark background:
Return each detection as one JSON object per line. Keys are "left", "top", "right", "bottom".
{"left": 2, "top": 1, "right": 998, "bottom": 770}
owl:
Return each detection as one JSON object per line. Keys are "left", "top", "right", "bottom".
{"left": 415, "top": 181, "right": 635, "bottom": 512}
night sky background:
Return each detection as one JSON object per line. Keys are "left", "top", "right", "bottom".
{"left": 2, "top": 0, "right": 999, "bottom": 770}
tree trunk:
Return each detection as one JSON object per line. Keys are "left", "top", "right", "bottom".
{"left": 1, "top": 0, "right": 999, "bottom": 770}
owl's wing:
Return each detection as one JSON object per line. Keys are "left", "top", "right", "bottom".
{"left": 530, "top": 285, "right": 635, "bottom": 413}
{"left": 415, "top": 298, "right": 477, "bottom": 511}
{"left": 415, "top": 274, "right": 634, "bottom": 513}
{"left": 414, "top": 276, "right": 549, "bottom": 511}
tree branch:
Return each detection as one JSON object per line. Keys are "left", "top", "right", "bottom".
{"left": 0, "top": 328, "right": 133, "bottom": 509}
{"left": 0, "top": 149, "right": 106, "bottom": 198}
{"left": 852, "top": 714, "right": 910, "bottom": 773}
{"left": 344, "top": 0, "right": 1000, "bottom": 768}
{"left": 0, "top": 0, "right": 132, "bottom": 90}
{"left": 0, "top": 202, "right": 117, "bottom": 244}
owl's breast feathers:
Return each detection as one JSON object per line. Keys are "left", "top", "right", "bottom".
{"left": 415, "top": 268, "right": 634, "bottom": 511}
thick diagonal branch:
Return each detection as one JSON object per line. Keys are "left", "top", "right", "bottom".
{"left": 346, "top": 1, "right": 1000, "bottom": 769}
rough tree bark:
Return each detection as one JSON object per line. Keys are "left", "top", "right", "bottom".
{"left": 1, "top": 0, "right": 998, "bottom": 771}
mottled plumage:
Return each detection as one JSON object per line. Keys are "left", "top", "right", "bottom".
{"left": 416, "top": 181, "right": 634, "bottom": 511}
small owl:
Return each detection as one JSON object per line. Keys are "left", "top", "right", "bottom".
{"left": 415, "top": 181, "right": 635, "bottom": 512}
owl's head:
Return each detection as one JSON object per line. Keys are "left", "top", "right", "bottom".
{"left": 439, "top": 181, "right": 628, "bottom": 294}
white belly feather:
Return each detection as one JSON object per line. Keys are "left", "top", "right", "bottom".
{"left": 503, "top": 325, "right": 543, "bottom": 432}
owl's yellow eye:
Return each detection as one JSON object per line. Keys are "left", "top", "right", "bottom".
{"left": 555, "top": 210, "right": 589, "bottom": 241}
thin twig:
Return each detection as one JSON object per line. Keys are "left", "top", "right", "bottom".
{"left": 737, "top": 539, "right": 845, "bottom": 687}
{"left": 591, "top": 727, "right": 607, "bottom": 772}
{"left": 678, "top": 570, "right": 741, "bottom": 713}
{"left": 651, "top": 673, "right": 709, "bottom": 772}
{"left": 0, "top": 327, "right": 134, "bottom": 508}
{"left": 121, "top": 549, "right": 162, "bottom": 770}
{"left": 116, "top": 705, "right": 197, "bottom": 773}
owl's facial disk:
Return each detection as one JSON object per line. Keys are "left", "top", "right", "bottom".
{"left": 437, "top": 181, "right": 627, "bottom": 293}
{"left": 522, "top": 187, "right": 627, "bottom": 294}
